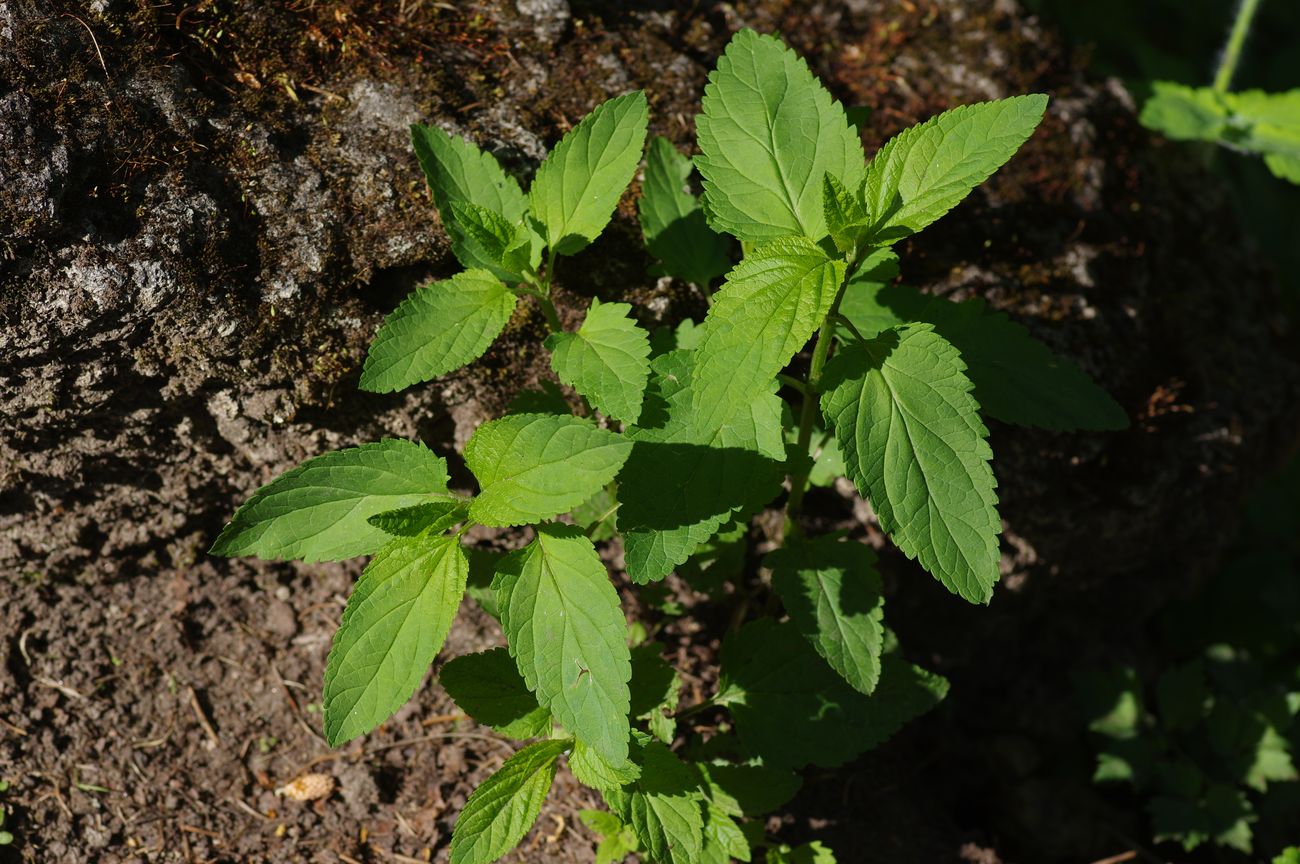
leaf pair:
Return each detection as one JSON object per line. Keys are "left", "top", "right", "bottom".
{"left": 364, "top": 92, "right": 650, "bottom": 394}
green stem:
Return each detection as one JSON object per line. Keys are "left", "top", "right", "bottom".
{"left": 783, "top": 281, "right": 849, "bottom": 537}
{"left": 1212, "top": 0, "right": 1263, "bottom": 92}
{"left": 537, "top": 295, "right": 563, "bottom": 333}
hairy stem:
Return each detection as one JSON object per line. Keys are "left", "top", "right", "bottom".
{"left": 1213, "top": 0, "right": 1263, "bottom": 92}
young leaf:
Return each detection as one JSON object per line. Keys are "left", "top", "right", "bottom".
{"left": 529, "top": 91, "right": 650, "bottom": 256}
{"left": 464, "top": 546, "right": 503, "bottom": 619}
{"left": 448, "top": 739, "right": 570, "bottom": 864}
{"left": 639, "top": 136, "right": 732, "bottom": 288}
{"left": 1140, "top": 81, "right": 1231, "bottom": 141}
{"left": 410, "top": 124, "right": 529, "bottom": 273}
{"left": 493, "top": 524, "right": 632, "bottom": 766}
{"left": 439, "top": 648, "right": 551, "bottom": 739}
{"left": 464, "top": 413, "right": 633, "bottom": 527}
{"left": 571, "top": 739, "right": 643, "bottom": 791}
{"left": 822, "top": 172, "right": 870, "bottom": 254}
{"left": 629, "top": 643, "right": 682, "bottom": 744}
{"left": 602, "top": 738, "right": 705, "bottom": 864}
{"left": 767, "top": 535, "right": 885, "bottom": 695}
{"left": 448, "top": 201, "right": 536, "bottom": 281}
{"left": 323, "top": 534, "right": 468, "bottom": 745}
{"left": 545, "top": 299, "right": 653, "bottom": 423}
{"left": 572, "top": 485, "right": 620, "bottom": 542}
{"left": 838, "top": 279, "right": 1127, "bottom": 431}
{"left": 367, "top": 500, "right": 467, "bottom": 537}
{"left": 716, "top": 619, "right": 947, "bottom": 768}
{"left": 691, "top": 237, "right": 846, "bottom": 431}
{"left": 617, "top": 351, "right": 786, "bottom": 583}
{"left": 695, "top": 29, "right": 865, "bottom": 241}
{"left": 860, "top": 95, "right": 1048, "bottom": 244}
{"left": 821, "top": 323, "right": 1001, "bottom": 604}
{"left": 360, "top": 270, "right": 518, "bottom": 393}
{"left": 211, "top": 439, "right": 450, "bottom": 562}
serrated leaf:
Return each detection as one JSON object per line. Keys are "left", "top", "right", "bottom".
{"left": 767, "top": 535, "right": 885, "bottom": 695}
{"left": 630, "top": 643, "right": 681, "bottom": 744}
{"left": 367, "top": 500, "right": 467, "bottom": 537}
{"left": 440, "top": 648, "right": 551, "bottom": 739}
{"left": 360, "top": 270, "right": 518, "bottom": 393}
{"left": 448, "top": 739, "right": 569, "bottom": 864}
{"left": 860, "top": 95, "right": 1047, "bottom": 245}
{"left": 211, "top": 439, "right": 450, "bottom": 562}
{"left": 821, "top": 323, "right": 1001, "bottom": 603}
{"left": 716, "top": 619, "right": 947, "bottom": 768}
{"left": 1140, "top": 81, "right": 1231, "bottom": 141}
{"left": 701, "top": 803, "right": 751, "bottom": 864}
{"left": 465, "top": 546, "right": 503, "bottom": 619}
{"left": 448, "top": 201, "right": 535, "bottom": 282}
{"left": 323, "top": 534, "right": 467, "bottom": 745}
{"left": 602, "top": 739, "right": 705, "bottom": 864}
{"left": 410, "top": 124, "right": 529, "bottom": 273}
{"left": 699, "top": 762, "right": 802, "bottom": 819}
{"left": 570, "top": 738, "right": 643, "bottom": 791}
{"left": 838, "top": 279, "right": 1127, "bottom": 431}
{"left": 579, "top": 810, "right": 641, "bottom": 864}
{"left": 691, "top": 237, "right": 846, "bottom": 432}
{"left": 617, "top": 351, "right": 785, "bottom": 583}
{"left": 572, "top": 485, "right": 620, "bottom": 542}
{"left": 696, "top": 29, "right": 865, "bottom": 241}
{"left": 545, "top": 299, "right": 653, "bottom": 423}
{"left": 822, "top": 172, "right": 870, "bottom": 254}
{"left": 494, "top": 524, "right": 632, "bottom": 765}
{"left": 529, "top": 91, "right": 649, "bottom": 256}
{"left": 465, "top": 413, "right": 633, "bottom": 527}
{"left": 639, "top": 136, "right": 732, "bottom": 288}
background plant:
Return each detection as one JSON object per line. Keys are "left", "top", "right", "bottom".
{"left": 213, "top": 28, "right": 1126, "bottom": 864}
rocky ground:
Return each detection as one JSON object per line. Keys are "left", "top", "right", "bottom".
{"left": 2, "top": 0, "right": 1298, "bottom": 862}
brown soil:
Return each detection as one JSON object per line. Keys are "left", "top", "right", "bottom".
{"left": 3, "top": 1, "right": 1298, "bottom": 863}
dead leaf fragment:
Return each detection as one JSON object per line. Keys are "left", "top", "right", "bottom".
{"left": 276, "top": 773, "right": 335, "bottom": 801}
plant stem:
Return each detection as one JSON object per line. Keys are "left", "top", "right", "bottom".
{"left": 1213, "top": 0, "right": 1263, "bottom": 93}
{"left": 783, "top": 284, "right": 848, "bottom": 537}
{"left": 537, "top": 294, "right": 563, "bottom": 333}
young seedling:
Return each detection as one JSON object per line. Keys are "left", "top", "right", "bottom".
{"left": 213, "top": 28, "right": 1126, "bottom": 864}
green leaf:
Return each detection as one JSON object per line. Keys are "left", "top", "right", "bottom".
{"left": 506, "top": 380, "right": 572, "bottom": 415}
{"left": 1140, "top": 81, "right": 1230, "bottom": 141}
{"left": 494, "top": 524, "right": 632, "bottom": 765}
{"left": 766, "top": 842, "right": 837, "bottom": 864}
{"left": 699, "top": 762, "right": 802, "bottom": 818}
{"left": 767, "top": 535, "right": 885, "bottom": 695}
{"left": 691, "top": 237, "right": 846, "bottom": 432}
{"left": 821, "top": 323, "right": 1001, "bottom": 603}
{"left": 572, "top": 485, "right": 620, "bottom": 542}
{"left": 630, "top": 644, "right": 681, "bottom": 744}
{"left": 822, "top": 171, "right": 874, "bottom": 255}
{"left": 696, "top": 29, "right": 865, "bottom": 241}
{"left": 439, "top": 648, "right": 551, "bottom": 739}
{"left": 701, "top": 803, "right": 751, "bottom": 864}
{"left": 465, "top": 413, "right": 633, "bottom": 527}
{"left": 360, "top": 270, "right": 518, "bottom": 393}
{"left": 579, "top": 810, "right": 641, "bottom": 864}
{"left": 448, "top": 201, "right": 536, "bottom": 282}
{"left": 837, "top": 280, "right": 1128, "bottom": 431}
{"left": 639, "top": 136, "right": 732, "bottom": 288}
{"left": 574, "top": 732, "right": 644, "bottom": 789}
{"left": 367, "top": 500, "right": 467, "bottom": 537}
{"left": 1150, "top": 785, "right": 1255, "bottom": 854}
{"left": 410, "top": 124, "right": 529, "bottom": 273}
{"left": 529, "top": 91, "right": 649, "bottom": 256}
{"left": 465, "top": 547, "right": 503, "bottom": 619}
{"left": 323, "top": 534, "right": 468, "bottom": 745}
{"left": 570, "top": 739, "right": 643, "bottom": 791}
{"left": 1266, "top": 152, "right": 1300, "bottom": 184}
{"left": 716, "top": 619, "right": 947, "bottom": 768}
{"left": 448, "top": 739, "right": 569, "bottom": 864}
{"left": 617, "top": 351, "right": 786, "bottom": 583}
{"left": 860, "top": 95, "right": 1048, "bottom": 244}
{"left": 602, "top": 738, "right": 705, "bottom": 864}
{"left": 211, "top": 439, "right": 450, "bottom": 562}
{"left": 545, "top": 299, "right": 653, "bottom": 423}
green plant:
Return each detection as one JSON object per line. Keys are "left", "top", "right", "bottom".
{"left": 213, "top": 29, "right": 1126, "bottom": 863}
{"left": 1139, "top": 0, "right": 1300, "bottom": 184}
{"left": 1078, "top": 463, "right": 1300, "bottom": 857}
